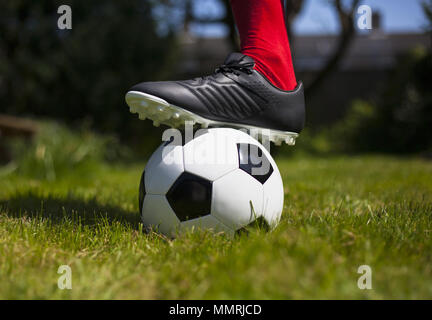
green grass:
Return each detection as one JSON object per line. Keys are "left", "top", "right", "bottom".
{"left": 0, "top": 155, "right": 431, "bottom": 299}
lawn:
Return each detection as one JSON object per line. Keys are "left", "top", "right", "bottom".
{"left": 0, "top": 155, "right": 431, "bottom": 299}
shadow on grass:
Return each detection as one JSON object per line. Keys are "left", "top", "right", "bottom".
{"left": 0, "top": 192, "right": 141, "bottom": 229}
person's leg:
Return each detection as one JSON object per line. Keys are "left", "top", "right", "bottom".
{"left": 231, "top": 0, "right": 297, "bottom": 91}
{"left": 126, "top": 0, "right": 305, "bottom": 145}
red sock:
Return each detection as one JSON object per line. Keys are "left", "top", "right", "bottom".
{"left": 230, "top": 0, "right": 297, "bottom": 91}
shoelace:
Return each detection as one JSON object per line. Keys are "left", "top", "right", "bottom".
{"left": 214, "top": 61, "right": 254, "bottom": 76}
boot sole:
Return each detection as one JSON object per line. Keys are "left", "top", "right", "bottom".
{"left": 125, "top": 91, "right": 298, "bottom": 146}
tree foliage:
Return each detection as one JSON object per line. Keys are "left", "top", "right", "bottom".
{"left": 332, "top": 47, "right": 432, "bottom": 154}
{"left": 0, "top": 0, "right": 177, "bottom": 136}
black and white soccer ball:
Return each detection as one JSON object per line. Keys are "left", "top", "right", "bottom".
{"left": 139, "top": 128, "right": 284, "bottom": 237}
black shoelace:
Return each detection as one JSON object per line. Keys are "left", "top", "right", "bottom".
{"left": 214, "top": 61, "right": 254, "bottom": 76}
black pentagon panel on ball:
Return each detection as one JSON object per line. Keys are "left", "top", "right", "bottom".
{"left": 138, "top": 170, "right": 146, "bottom": 213}
{"left": 236, "top": 143, "right": 273, "bottom": 184}
{"left": 166, "top": 172, "right": 212, "bottom": 222}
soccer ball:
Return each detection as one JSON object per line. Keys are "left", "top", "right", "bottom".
{"left": 139, "top": 128, "right": 284, "bottom": 237}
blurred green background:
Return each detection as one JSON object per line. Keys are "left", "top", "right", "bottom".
{"left": 0, "top": 0, "right": 431, "bottom": 171}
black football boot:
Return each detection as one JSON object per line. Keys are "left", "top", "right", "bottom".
{"left": 125, "top": 53, "right": 305, "bottom": 145}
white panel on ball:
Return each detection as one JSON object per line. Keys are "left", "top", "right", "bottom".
{"left": 144, "top": 144, "right": 184, "bottom": 195}
{"left": 183, "top": 129, "right": 239, "bottom": 181}
{"left": 262, "top": 169, "right": 284, "bottom": 227}
{"left": 141, "top": 194, "right": 180, "bottom": 236}
{"left": 211, "top": 169, "right": 264, "bottom": 229}
{"left": 179, "top": 214, "right": 234, "bottom": 236}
